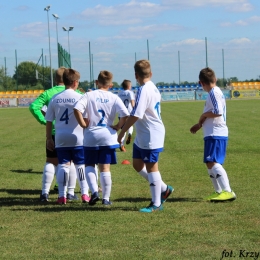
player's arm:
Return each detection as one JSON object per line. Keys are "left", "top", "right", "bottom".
{"left": 46, "top": 121, "right": 54, "bottom": 151}
{"left": 74, "top": 109, "right": 88, "bottom": 128}
{"left": 29, "top": 92, "right": 48, "bottom": 125}
{"left": 130, "top": 99, "right": 135, "bottom": 108}
{"left": 117, "top": 115, "right": 138, "bottom": 144}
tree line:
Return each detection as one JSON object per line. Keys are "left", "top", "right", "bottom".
{"left": 0, "top": 61, "right": 259, "bottom": 92}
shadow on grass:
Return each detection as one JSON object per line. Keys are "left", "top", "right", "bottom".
{"left": 10, "top": 169, "right": 42, "bottom": 174}
{"left": 114, "top": 197, "right": 201, "bottom": 203}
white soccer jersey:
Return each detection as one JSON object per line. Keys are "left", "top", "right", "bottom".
{"left": 74, "top": 89, "right": 129, "bottom": 149}
{"left": 202, "top": 86, "right": 228, "bottom": 138}
{"left": 131, "top": 81, "right": 165, "bottom": 150}
{"left": 118, "top": 89, "right": 135, "bottom": 113}
{"left": 45, "top": 89, "right": 84, "bottom": 148}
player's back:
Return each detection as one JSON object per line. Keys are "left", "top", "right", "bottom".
{"left": 131, "top": 80, "right": 165, "bottom": 149}
{"left": 82, "top": 89, "right": 129, "bottom": 148}
{"left": 118, "top": 89, "right": 135, "bottom": 112}
{"left": 46, "top": 89, "right": 83, "bottom": 148}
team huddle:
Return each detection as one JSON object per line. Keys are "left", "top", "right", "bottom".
{"left": 29, "top": 60, "right": 236, "bottom": 213}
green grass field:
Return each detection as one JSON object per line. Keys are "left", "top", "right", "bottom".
{"left": 0, "top": 100, "right": 259, "bottom": 260}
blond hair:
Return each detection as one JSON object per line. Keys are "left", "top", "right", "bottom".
{"left": 134, "top": 60, "right": 151, "bottom": 79}
{"left": 97, "top": 70, "right": 113, "bottom": 86}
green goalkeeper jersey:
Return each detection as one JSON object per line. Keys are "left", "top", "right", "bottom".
{"left": 29, "top": 85, "right": 66, "bottom": 135}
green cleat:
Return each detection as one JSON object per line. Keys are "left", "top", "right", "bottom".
{"left": 204, "top": 191, "right": 221, "bottom": 201}
{"left": 161, "top": 185, "right": 174, "bottom": 204}
{"left": 210, "top": 191, "right": 236, "bottom": 202}
{"left": 139, "top": 202, "right": 163, "bottom": 213}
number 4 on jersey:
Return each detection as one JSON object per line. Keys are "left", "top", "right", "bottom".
{"left": 60, "top": 108, "right": 69, "bottom": 124}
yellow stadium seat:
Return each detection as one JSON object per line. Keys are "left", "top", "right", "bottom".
{"left": 11, "top": 91, "right": 17, "bottom": 94}
{"left": 39, "top": 89, "right": 44, "bottom": 93}
{"left": 5, "top": 91, "right": 11, "bottom": 94}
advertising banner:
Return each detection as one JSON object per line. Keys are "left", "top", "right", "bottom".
{"left": 195, "top": 89, "right": 231, "bottom": 100}
{"left": 0, "top": 98, "right": 17, "bottom": 107}
{"left": 231, "top": 90, "right": 260, "bottom": 99}
{"left": 18, "top": 98, "right": 36, "bottom": 107}
{"left": 161, "top": 91, "right": 195, "bottom": 101}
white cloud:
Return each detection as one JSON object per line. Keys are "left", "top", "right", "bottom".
{"left": 227, "top": 37, "right": 251, "bottom": 45}
{"left": 161, "top": 0, "right": 253, "bottom": 12}
{"left": 14, "top": 5, "right": 29, "bottom": 11}
{"left": 13, "top": 22, "right": 46, "bottom": 38}
{"left": 221, "top": 15, "right": 260, "bottom": 27}
{"left": 80, "top": 1, "right": 164, "bottom": 26}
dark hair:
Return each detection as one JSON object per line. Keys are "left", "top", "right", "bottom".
{"left": 55, "top": 67, "right": 66, "bottom": 84}
{"left": 62, "top": 69, "right": 80, "bottom": 86}
{"left": 134, "top": 60, "right": 151, "bottom": 79}
{"left": 121, "top": 79, "right": 131, "bottom": 90}
{"left": 199, "top": 67, "right": 216, "bottom": 85}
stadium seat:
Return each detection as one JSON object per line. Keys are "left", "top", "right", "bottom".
{"left": 175, "top": 85, "right": 181, "bottom": 91}
{"left": 39, "top": 90, "right": 44, "bottom": 93}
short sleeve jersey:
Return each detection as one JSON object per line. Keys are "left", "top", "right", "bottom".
{"left": 45, "top": 89, "right": 84, "bottom": 148}
{"left": 118, "top": 89, "right": 135, "bottom": 113}
{"left": 202, "top": 86, "right": 228, "bottom": 138}
{"left": 74, "top": 89, "right": 129, "bottom": 149}
{"left": 131, "top": 81, "right": 165, "bottom": 150}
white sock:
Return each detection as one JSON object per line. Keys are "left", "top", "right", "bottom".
{"left": 208, "top": 168, "right": 222, "bottom": 193}
{"left": 75, "top": 164, "right": 89, "bottom": 195}
{"left": 211, "top": 163, "right": 231, "bottom": 192}
{"left": 57, "top": 164, "right": 70, "bottom": 198}
{"left": 67, "top": 162, "right": 76, "bottom": 196}
{"left": 138, "top": 167, "right": 149, "bottom": 181}
{"left": 95, "top": 164, "right": 99, "bottom": 182}
{"left": 100, "top": 172, "right": 112, "bottom": 201}
{"left": 86, "top": 166, "right": 98, "bottom": 194}
{"left": 128, "top": 126, "right": 133, "bottom": 135}
{"left": 148, "top": 172, "right": 162, "bottom": 207}
{"left": 42, "top": 163, "right": 56, "bottom": 195}
{"left": 138, "top": 167, "right": 167, "bottom": 192}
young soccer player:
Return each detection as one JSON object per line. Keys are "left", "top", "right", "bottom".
{"left": 29, "top": 67, "right": 79, "bottom": 202}
{"left": 190, "top": 67, "right": 236, "bottom": 202}
{"left": 45, "top": 68, "right": 90, "bottom": 204}
{"left": 74, "top": 70, "right": 129, "bottom": 206}
{"left": 118, "top": 60, "right": 173, "bottom": 213}
{"left": 117, "top": 79, "right": 135, "bottom": 152}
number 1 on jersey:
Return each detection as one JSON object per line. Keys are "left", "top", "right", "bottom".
{"left": 154, "top": 102, "right": 161, "bottom": 119}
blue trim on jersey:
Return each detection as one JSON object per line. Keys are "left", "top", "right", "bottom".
{"left": 56, "top": 146, "right": 84, "bottom": 150}
{"left": 204, "top": 136, "right": 228, "bottom": 140}
{"left": 84, "top": 144, "right": 120, "bottom": 150}
{"left": 131, "top": 86, "right": 143, "bottom": 116}
{"left": 209, "top": 89, "right": 219, "bottom": 114}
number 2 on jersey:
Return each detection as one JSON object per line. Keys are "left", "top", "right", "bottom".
{"left": 97, "top": 109, "right": 106, "bottom": 126}
{"left": 60, "top": 108, "right": 69, "bottom": 124}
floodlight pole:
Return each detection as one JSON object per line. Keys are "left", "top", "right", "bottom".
{"left": 44, "top": 5, "right": 53, "bottom": 87}
{"left": 52, "top": 13, "right": 59, "bottom": 67}
{"left": 63, "top": 26, "right": 74, "bottom": 55}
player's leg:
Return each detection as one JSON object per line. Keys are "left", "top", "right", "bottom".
{"left": 204, "top": 139, "right": 236, "bottom": 201}
{"left": 72, "top": 148, "right": 90, "bottom": 203}
{"left": 99, "top": 149, "right": 117, "bottom": 205}
{"left": 56, "top": 149, "right": 72, "bottom": 204}
{"left": 40, "top": 136, "right": 58, "bottom": 202}
{"left": 133, "top": 144, "right": 173, "bottom": 207}
{"left": 84, "top": 148, "right": 99, "bottom": 205}
{"left": 66, "top": 161, "right": 78, "bottom": 201}
{"left": 120, "top": 132, "right": 127, "bottom": 152}
{"left": 126, "top": 126, "right": 133, "bottom": 145}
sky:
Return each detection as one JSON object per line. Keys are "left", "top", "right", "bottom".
{"left": 0, "top": 0, "right": 260, "bottom": 85}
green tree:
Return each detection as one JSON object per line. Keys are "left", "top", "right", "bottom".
{"left": 0, "top": 66, "right": 16, "bottom": 91}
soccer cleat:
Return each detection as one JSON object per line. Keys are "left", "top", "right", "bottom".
{"left": 126, "top": 133, "right": 132, "bottom": 145}
{"left": 210, "top": 191, "right": 236, "bottom": 202}
{"left": 139, "top": 202, "right": 163, "bottom": 213}
{"left": 161, "top": 185, "right": 174, "bottom": 204}
{"left": 53, "top": 184, "right": 58, "bottom": 192}
{"left": 120, "top": 145, "right": 126, "bottom": 152}
{"left": 204, "top": 191, "right": 221, "bottom": 201}
{"left": 102, "top": 199, "right": 112, "bottom": 206}
{"left": 40, "top": 193, "right": 49, "bottom": 202}
{"left": 57, "top": 197, "right": 66, "bottom": 204}
{"left": 66, "top": 193, "right": 79, "bottom": 201}
{"left": 81, "top": 194, "right": 90, "bottom": 203}
{"left": 89, "top": 192, "right": 100, "bottom": 206}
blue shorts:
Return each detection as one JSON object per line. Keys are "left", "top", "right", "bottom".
{"left": 132, "top": 143, "right": 163, "bottom": 163}
{"left": 204, "top": 138, "right": 228, "bottom": 164}
{"left": 56, "top": 147, "right": 84, "bottom": 165}
{"left": 84, "top": 148, "right": 117, "bottom": 165}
